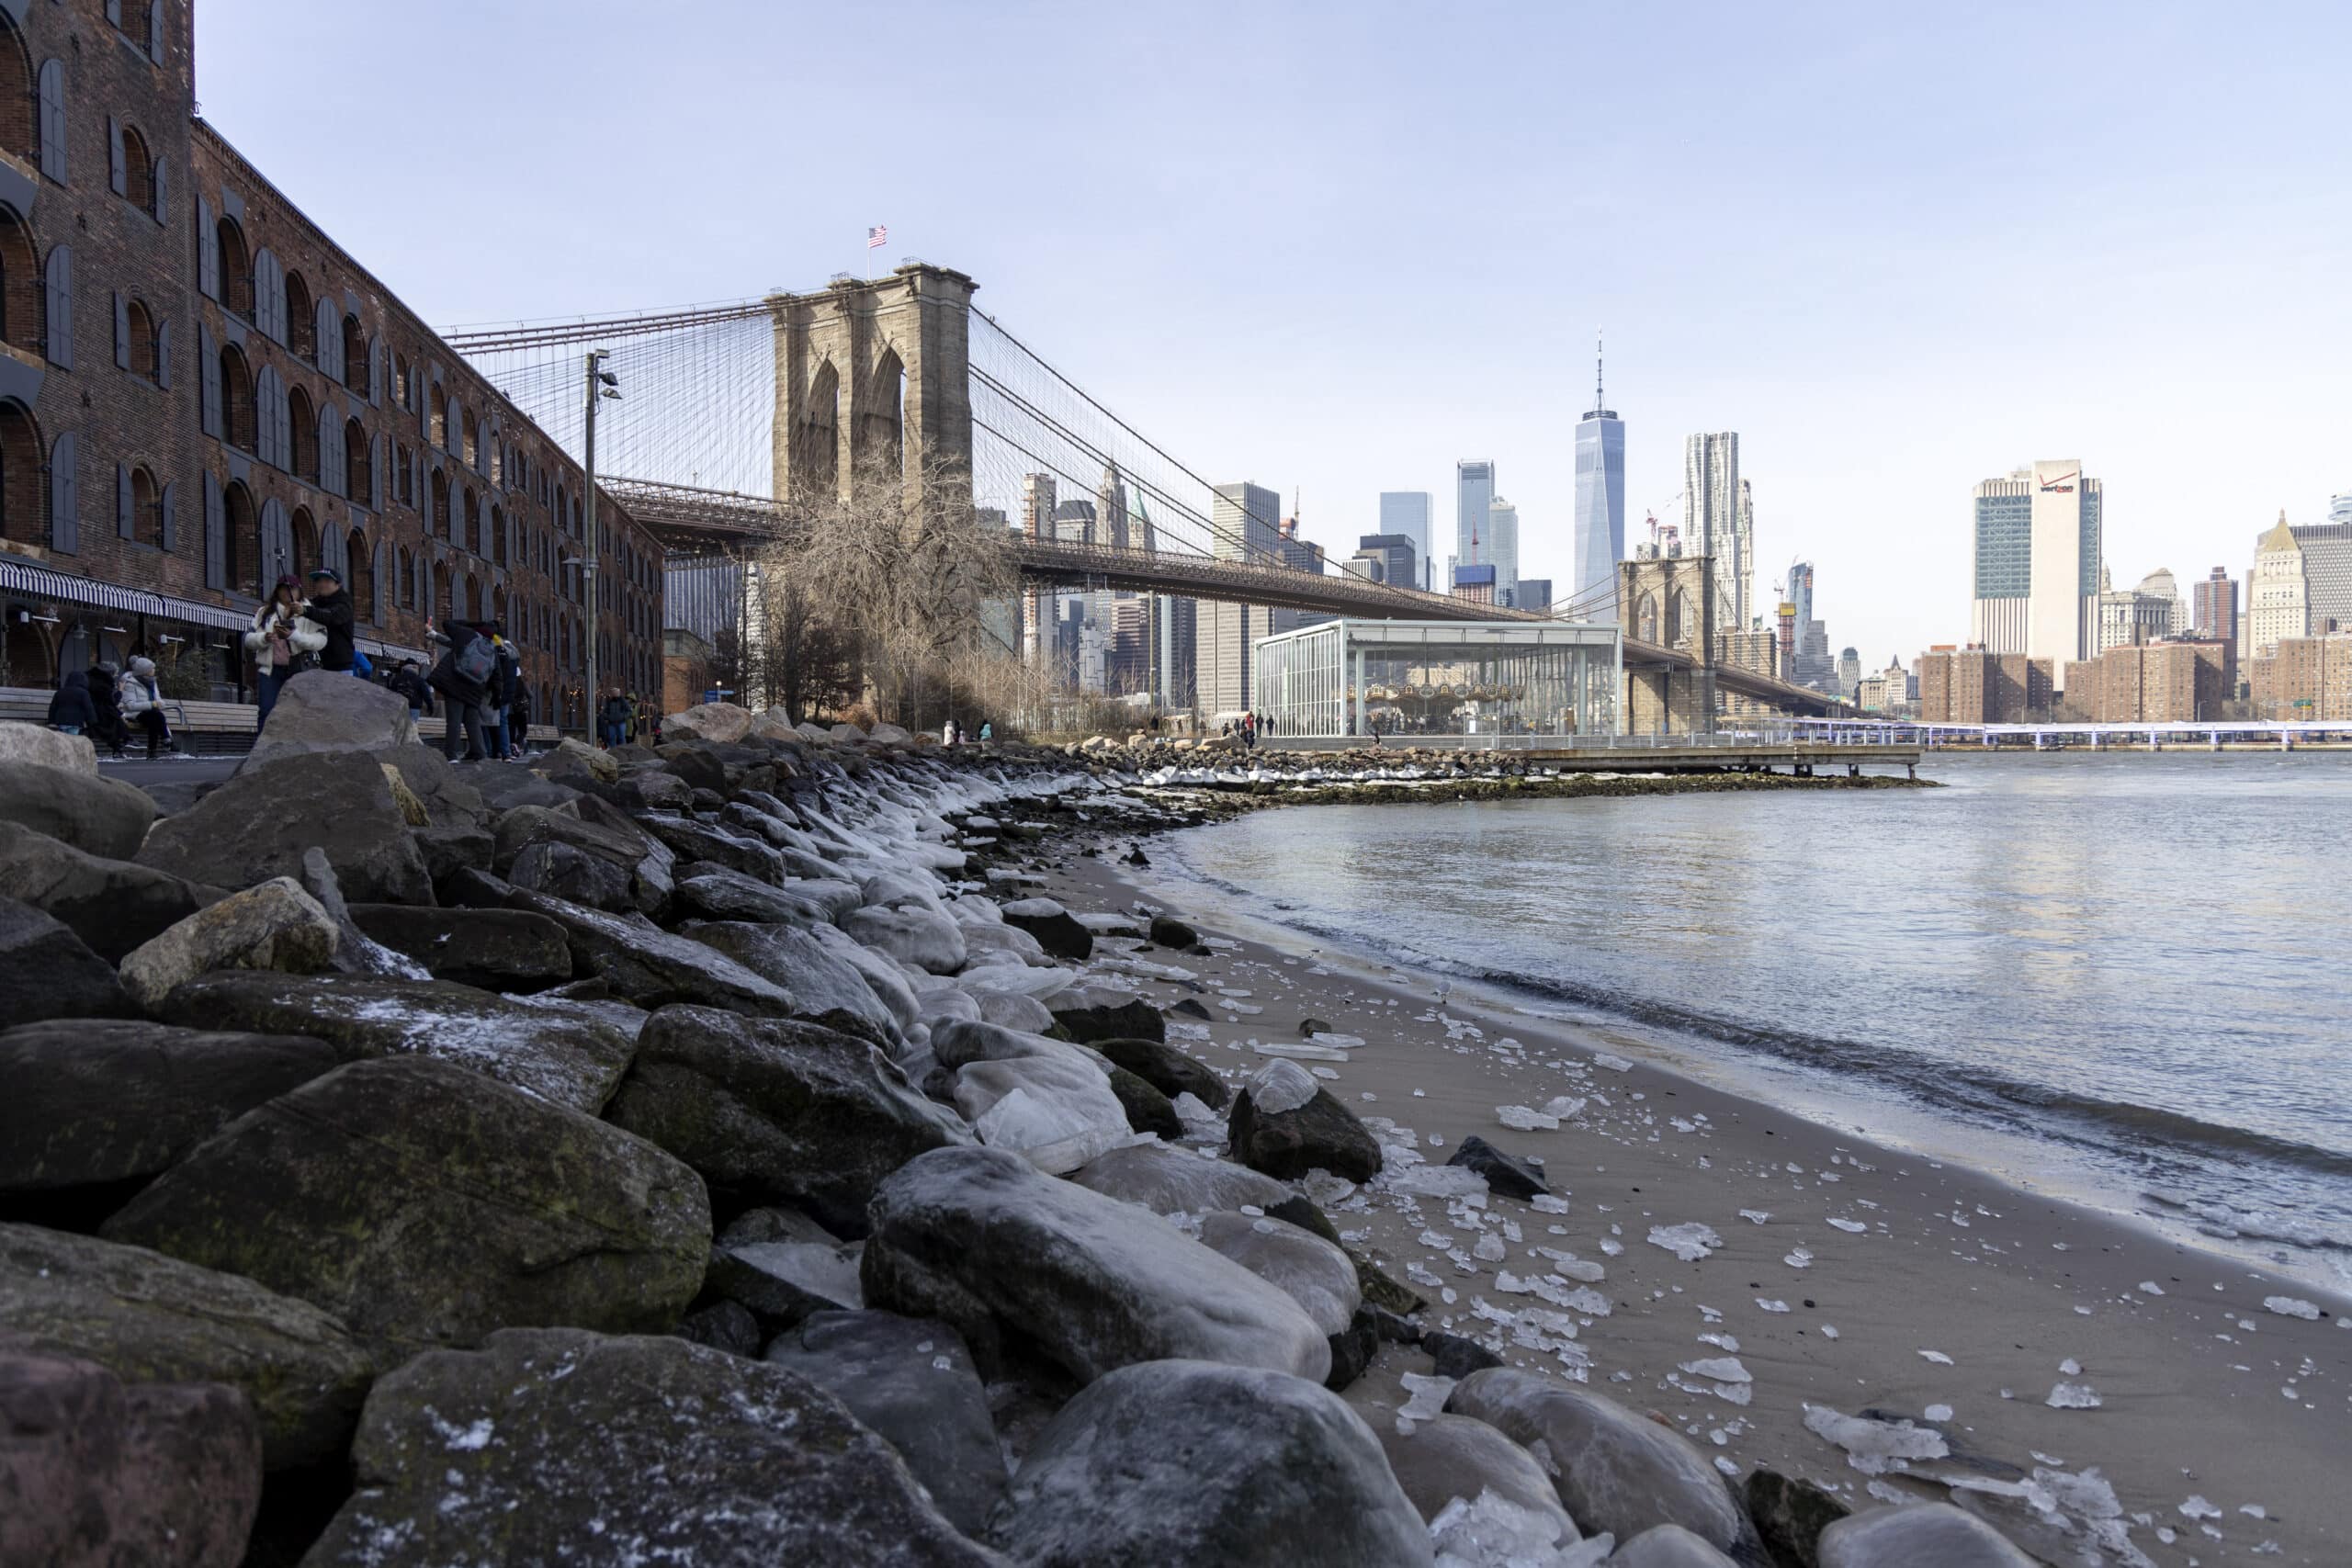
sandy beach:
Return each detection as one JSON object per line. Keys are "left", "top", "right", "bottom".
{"left": 1023, "top": 839, "right": 2352, "bottom": 1566}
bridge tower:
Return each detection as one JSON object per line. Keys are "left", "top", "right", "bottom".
{"left": 770, "top": 264, "right": 977, "bottom": 511}
{"left": 1619, "top": 554, "right": 1718, "bottom": 735}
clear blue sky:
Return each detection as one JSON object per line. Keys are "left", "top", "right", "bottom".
{"left": 198, "top": 1, "right": 2352, "bottom": 663}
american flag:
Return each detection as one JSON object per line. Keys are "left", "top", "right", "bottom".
{"left": 866, "top": 224, "right": 888, "bottom": 249}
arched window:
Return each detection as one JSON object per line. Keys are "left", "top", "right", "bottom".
{"left": 393, "top": 355, "right": 412, "bottom": 409}
{"left": 289, "top": 507, "right": 317, "bottom": 582}
{"left": 353, "top": 529, "right": 376, "bottom": 621}
{"left": 429, "top": 395, "right": 447, "bottom": 448}
{"left": 394, "top": 442, "right": 413, "bottom": 507}
{"left": 459, "top": 408, "right": 479, "bottom": 469}
{"left": 286, "top": 383, "right": 316, "bottom": 482}
{"left": 0, "top": 399, "right": 41, "bottom": 544}
{"left": 130, "top": 465, "right": 160, "bottom": 546}
{"left": 284, "top": 271, "right": 314, "bottom": 360}
{"left": 0, "top": 210, "right": 36, "bottom": 357}
{"left": 341, "top": 316, "right": 366, "bottom": 394}
{"left": 216, "top": 218, "right": 252, "bottom": 317}
{"left": 1635, "top": 592, "right": 1658, "bottom": 645}
{"left": 123, "top": 297, "right": 158, "bottom": 380}
{"left": 119, "top": 123, "right": 154, "bottom": 210}
{"left": 222, "top": 480, "right": 258, "bottom": 593}
{"left": 490, "top": 502, "right": 506, "bottom": 565}
{"left": 429, "top": 468, "right": 449, "bottom": 538}
{"left": 460, "top": 488, "right": 477, "bottom": 555}
{"left": 492, "top": 586, "right": 507, "bottom": 628}
{"left": 432, "top": 561, "right": 448, "bottom": 621}
{"left": 218, "top": 343, "right": 254, "bottom": 451}
{"left": 344, "top": 418, "right": 368, "bottom": 502}
{"left": 1667, "top": 589, "right": 1690, "bottom": 649}
{"left": 0, "top": 20, "right": 32, "bottom": 163}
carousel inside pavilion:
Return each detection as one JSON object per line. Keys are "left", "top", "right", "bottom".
{"left": 1252, "top": 619, "right": 1622, "bottom": 739}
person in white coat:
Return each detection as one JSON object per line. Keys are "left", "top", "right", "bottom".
{"left": 243, "top": 575, "right": 326, "bottom": 723}
{"left": 117, "top": 657, "right": 175, "bottom": 760}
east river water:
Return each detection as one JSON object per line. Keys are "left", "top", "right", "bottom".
{"left": 1154, "top": 750, "right": 2352, "bottom": 1290}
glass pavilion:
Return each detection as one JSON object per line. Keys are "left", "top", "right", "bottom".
{"left": 1253, "top": 618, "right": 1622, "bottom": 739}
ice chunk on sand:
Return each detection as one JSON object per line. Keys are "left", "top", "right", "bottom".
{"left": 1679, "top": 1356, "right": 1751, "bottom": 1383}
{"left": 1590, "top": 1053, "right": 1634, "bottom": 1071}
{"left": 1826, "top": 1217, "right": 1869, "bottom": 1234}
{"left": 1755, "top": 1299, "right": 1791, "bottom": 1313}
{"left": 2262, "top": 1295, "right": 2321, "bottom": 1320}
{"left": 1783, "top": 1248, "right": 1813, "bottom": 1269}
{"left": 1429, "top": 1489, "right": 1610, "bottom": 1568}
{"left": 1918, "top": 1349, "right": 1954, "bottom": 1365}
{"left": 1496, "top": 1104, "right": 1560, "bottom": 1131}
{"left": 1396, "top": 1371, "right": 1454, "bottom": 1427}
{"left": 1646, "top": 1223, "right": 1723, "bottom": 1262}
{"left": 1926, "top": 1403, "right": 1954, "bottom": 1422}
{"left": 1802, "top": 1404, "right": 1949, "bottom": 1475}
{"left": 1251, "top": 1040, "right": 1351, "bottom": 1062}
{"left": 1390, "top": 1165, "right": 1492, "bottom": 1200}
{"left": 1738, "top": 1209, "right": 1772, "bottom": 1224}
{"left": 1541, "top": 1096, "right": 1588, "bottom": 1120}
{"left": 2178, "top": 1495, "right": 2223, "bottom": 1521}
{"left": 2046, "top": 1382, "right": 2103, "bottom": 1409}
{"left": 1245, "top": 1058, "right": 1320, "bottom": 1115}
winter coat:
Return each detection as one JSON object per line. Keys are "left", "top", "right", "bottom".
{"left": 300, "top": 592, "right": 356, "bottom": 672}
{"left": 118, "top": 671, "right": 164, "bottom": 718}
{"left": 243, "top": 601, "right": 327, "bottom": 669}
{"left": 47, "top": 671, "right": 96, "bottom": 729}
{"left": 387, "top": 667, "right": 434, "bottom": 715}
{"left": 509, "top": 684, "right": 533, "bottom": 729}
{"left": 599, "top": 696, "right": 632, "bottom": 728}
{"left": 426, "top": 623, "right": 489, "bottom": 706}
{"left": 492, "top": 643, "right": 521, "bottom": 707}
{"left": 87, "top": 670, "right": 122, "bottom": 728}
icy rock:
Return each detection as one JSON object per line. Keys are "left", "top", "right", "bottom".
{"left": 1229, "top": 1065, "right": 1385, "bottom": 1183}
{"left": 1445, "top": 1368, "right": 1762, "bottom": 1559}
{"left": 1066, "top": 1141, "right": 1291, "bottom": 1215}
{"left": 704, "top": 1239, "right": 864, "bottom": 1328}
{"left": 1646, "top": 1224, "right": 1724, "bottom": 1262}
{"left": 2262, "top": 1295, "right": 2322, "bottom": 1319}
{"left": 101, "top": 1056, "right": 709, "bottom": 1362}
{"left": 1744, "top": 1469, "right": 1850, "bottom": 1568}
{"left": 1381, "top": 1416, "right": 1578, "bottom": 1533}
{"left": 1427, "top": 1490, "right": 1600, "bottom": 1567}
{"left": 1198, "top": 1211, "right": 1362, "bottom": 1337}
{"left": 1496, "top": 1104, "right": 1560, "bottom": 1131}
{"left": 306, "top": 1327, "right": 999, "bottom": 1566}
{"left": 1817, "top": 1501, "right": 2039, "bottom": 1568}
{"left": 606, "top": 1005, "right": 970, "bottom": 1235}
{"left": 863, "top": 1145, "right": 1331, "bottom": 1383}
{"left": 763, "top": 1310, "right": 1006, "bottom": 1537}
{"left": 1800, "top": 1404, "right": 1949, "bottom": 1475}
{"left": 957, "top": 1053, "right": 1133, "bottom": 1174}
{"left": 1609, "top": 1524, "right": 1745, "bottom": 1567}
{"left": 1249, "top": 1056, "right": 1322, "bottom": 1115}
{"left": 842, "top": 902, "right": 969, "bottom": 974}
{"left": 1448, "top": 1135, "right": 1549, "bottom": 1200}
{"left": 990, "top": 1358, "right": 1431, "bottom": 1567}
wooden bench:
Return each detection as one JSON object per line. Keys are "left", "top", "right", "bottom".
{"left": 1, "top": 686, "right": 260, "bottom": 756}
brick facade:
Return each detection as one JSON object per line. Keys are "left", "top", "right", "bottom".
{"left": 0, "top": 1, "right": 664, "bottom": 732}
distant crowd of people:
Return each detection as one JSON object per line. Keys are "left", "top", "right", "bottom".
{"left": 1219, "top": 711, "right": 1280, "bottom": 750}
{"left": 596, "top": 690, "right": 661, "bottom": 750}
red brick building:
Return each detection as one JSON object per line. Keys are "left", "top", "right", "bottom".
{"left": 0, "top": 0, "right": 664, "bottom": 731}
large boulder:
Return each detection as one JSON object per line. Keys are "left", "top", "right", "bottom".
{"left": 0, "top": 896, "right": 133, "bottom": 1023}
{"left": 1065, "top": 1141, "right": 1292, "bottom": 1214}
{"left": 0, "top": 759, "right": 155, "bottom": 858}
{"left": 348, "top": 902, "right": 573, "bottom": 990}
{"left": 1092, "top": 1035, "right": 1230, "bottom": 1107}
{"left": 639, "top": 815, "right": 786, "bottom": 884}
{"left": 764, "top": 1310, "right": 1006, "bottom": 1536}
{"left": 1227, "top": 1059, "right": 1384, "bottom": 1182}
{"left": 1378, "top": 1413, "right": 1578, "bottom": 1534}
{"left": 370, "top": 742, "right": 491, "bottom": 830}
{"left": 241, "top": 668, "right": 419, "bottom": 767}
{"left": 1610, "top": 1527, "right": 1746, "bottom": 1567}
{"left": 1744, "top": 1470, "right": 1849, "bottom": 1568}
{"left": 117, "top": 876, "right": 342, "bottom": 1010}
{"left": 862, "top": 1145, "right": 1331, "bottom": 1384}
{"left": 1816, "top": 1503, "right": 2038, "bottom": 1568}
{"left": 0, "top": 1021, "right": 337, "bottom": 1201}
{"left": 673, "top": 863, "right": 838, "bottom": 926}
{"left": 664, "top": 701, "right": 754, "bottom": 742}
{"left": 0, "top": 723, "right": 96, "bottom": 773}
{"left": 506, "top": 887, "right": 808, "bottom": 1017}
{"left": 302, "top": 1327, "right": 1002, "bottom": 1567}
{"left": 1046, "top": 984, "right": 1165, "bottom": 1043}
{"left": 989, "top": 1359, "right": 1432, "bottom": 1568}
{"left": 998, "top": 897, "right": 1091, "bottom": 960}
{"left": 299, "top": 847, "right": 432, "bottom": 979}
{"left": 0, "top": 1347, "right": 262, "bottom": 1568}
{"left": 1196, "top": 1212, "right": 1362, "bottom": 1337}
{"left": 702, "top": 1238, "right": 864, "bottom": 1330}
{"left": 154, "top": 971, "right": 637, "bottom": 1114}
{"left": 138, "top": 750, "right": 433, "bottom": 905}
{"left": 954, "top": 1051, "right": 1135, "bottom": 1174}
{"left": 101, "top": 1055, "right": 710, "bottom": 1359}
{"left": 0, "top": 820, "right": 223, "bottom": 960}
{"left": 809, "top": 920, "right": 922, "bottom": 1032}
{"left": 508, "top": 837, "right": 637, "bottom": 909}
{"left": 1444, "top": 1368, "right": 1765, "bottom": 1562}
{"left": 684, "top": 919, "right": 898, "bottom": 1042}
{"left": 605, "top": 1004, "right": 968, "bottom": 1235}
{"left": 0, "top": 1223, "right": 372, "bottom": 1470}
{"left": 1447, "top": 1134, "right": 1549, "bottom": 1200}
{"left": 842, "top": 902, "right": 968, "bottom": 974}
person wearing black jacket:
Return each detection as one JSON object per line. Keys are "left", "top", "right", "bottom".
{"left": 46, "top": 670, "right": 97, "bottom": 735}
{"left": 85, "top": 660, "right": 127, "bottom": 757}
{"left": 425, "top": 619, "right": 492, "bottom": 763}
{"left": 387, "top": 660, "right": 434, "bottom": 725}
{"left": 507, "top": 681, "right": 533, "bottom": 760}
{"left": 300, "top": 568, "right": 357, "bottom": 673}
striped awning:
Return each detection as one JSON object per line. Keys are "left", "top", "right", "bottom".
{"left": 0, "top": 557, "right": 168, "bottom": 618}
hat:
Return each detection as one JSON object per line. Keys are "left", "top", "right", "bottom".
{"left": 275, "top": 574, "right": 301, "bottom": 592}
{"left": 130, "top": 656, "right": 155, "bottom": 676}
{"left": 306, "top": 566, "right": 341, "bottom": 583}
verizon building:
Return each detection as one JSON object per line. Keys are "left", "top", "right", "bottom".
{"left": 1971, "top": 459, "right": 2102, "bottom": 682}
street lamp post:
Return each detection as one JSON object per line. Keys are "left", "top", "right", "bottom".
{"left": 581, "top": 351, "right": 619, "bottom": 736}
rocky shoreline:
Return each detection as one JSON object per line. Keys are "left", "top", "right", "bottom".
{"left": 0, "top": 673, "right": 2116, "bottom": 1566}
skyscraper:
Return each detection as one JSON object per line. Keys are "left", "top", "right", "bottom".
{"left": 1971, "top": 460, "right": 2102, "bottom": 676}
{"left": 1379, "top": 492, "right": 1434, "bottom": 590}
{"left": 1199, "top": 482, "right": 1283, "bottom": 716}
{"left": 1455, "top": 461, "right": 1494, "bottom": 587}
{"left": 1572, "top": 343, "right": 1625, "bottom": 621}
{"left": 1486, "top": 497, "right": 1520, "bottom": 608}
{"left": 1734, "top": 479, "right": 1756, "bottom": 629}
{"left": 1211, "top": 482, "right": 1280, "bottom": 562}
{"left": 1682, "top": 434, "right": 1740, "bottom": 627}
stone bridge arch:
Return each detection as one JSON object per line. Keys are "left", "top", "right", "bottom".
{"left": 1619, "top": 554, "right": 1718, "bottom": 736}
{"left": 770, "top": 264, "right": 974, "bottom": 513}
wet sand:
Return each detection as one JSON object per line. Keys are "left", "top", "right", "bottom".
{"left": 1033, "top": 847, "right": 2352, "bottom": 1566}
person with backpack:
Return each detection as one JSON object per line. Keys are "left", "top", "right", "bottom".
{"left": 425, "top": 619, "right": 494, "bottom": 763}
{"left": 47, "top": 670, "right": 96, "bottom": 736}
{"left": 598, "top": 689, "right": 631, "bottom": 750}
{"left": 388, "top": 660, "right": 434, "bottom": 726}
{"left": 117, "top": 658, "right": 176, "bottom": 761}
{"left": 245, "top": 576, "right": 325, "bottom": 722}
{"left": 86, "top": 660, "right": 127, "bottom": 758}
{"left": 300, "top": 568, "right": 356, "bottom": 674}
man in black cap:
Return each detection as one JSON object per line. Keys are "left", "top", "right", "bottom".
{"left": 301, "top": 567, "right": 357, "bottom": 674}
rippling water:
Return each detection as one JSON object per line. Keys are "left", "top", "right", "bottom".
{"left": 1155, "top": 752, "right": 2352, "bottom": 1280}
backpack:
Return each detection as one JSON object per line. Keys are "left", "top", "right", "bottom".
{"left": 454, "top": 633, "right": 496, "bottom": 685}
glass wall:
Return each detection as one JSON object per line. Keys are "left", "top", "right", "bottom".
{"left": 1255, "top": 619, "right": 1621, "bottom": 738}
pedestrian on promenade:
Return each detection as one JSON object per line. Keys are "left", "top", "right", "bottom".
{"left": 426, "top": 618, "right": 493, "bottom": 763}
{"left": 979, "top": 720, "right": 993, "bottom": 743}
{"left": 389, "top": 660, "right": 434, "bottom": 727}
{"left": 598, "top": 689, "right": 630, "bottom": 749}
{"left": 245, "top": 577, "right": 323, "bottom": 722}
{"left": 508, "top": 682, "right": 533, "bottom": 759}
{"left": 46, "top": 670, "right": 96, "bottom": 735}
{"left": 300, "top": 569, "right": 356, "bottom": 674}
